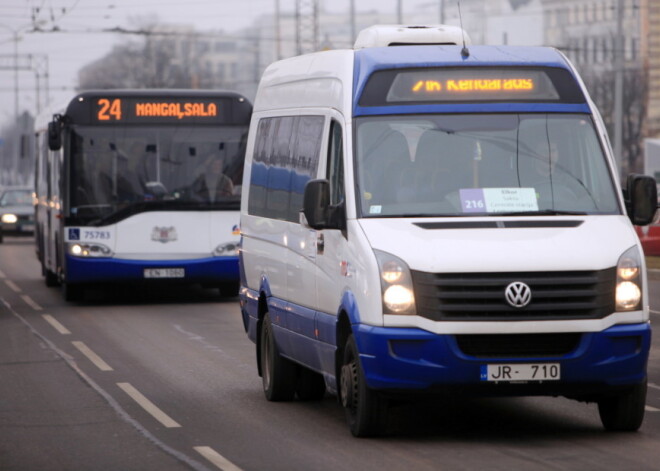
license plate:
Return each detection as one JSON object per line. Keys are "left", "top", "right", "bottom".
{"left": 144, "top": 268, "right": 185, "bottom": 279}
{"left": 21, "top": 224, "right": 34, "bottom": 232}
{"left": 481, "top": 363, "right": 560, "bottom": 382}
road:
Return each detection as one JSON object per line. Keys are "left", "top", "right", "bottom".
{"left": 1, "top": 236, "right": 660, "bottom": 471}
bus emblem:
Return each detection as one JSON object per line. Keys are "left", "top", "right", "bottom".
{"left": 151, "top": 226, "right": 177, "bottom": 243}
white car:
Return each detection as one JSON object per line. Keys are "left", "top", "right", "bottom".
{"left": 0, "top": 186, "right": 34, "bottom": 243}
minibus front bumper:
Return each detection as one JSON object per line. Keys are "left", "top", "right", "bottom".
{"left": 353, "top": 322, "right": 650, "bottom": 396}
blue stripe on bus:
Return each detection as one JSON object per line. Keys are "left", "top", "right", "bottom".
{"left": 65, "top": 254, "right": 238, "bottom": 284}
{"left": 353, "top": 102, "right": 592, "bottom": 117}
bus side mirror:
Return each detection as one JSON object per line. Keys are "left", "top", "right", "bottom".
{"left": 48, "top": 120, "right": 62, "bottom": 151}
{"left": 626, "top": 174, "right": 658, "bottom": 226}
{"left": 303, "top": 179, "right": 331, "bottom": 229}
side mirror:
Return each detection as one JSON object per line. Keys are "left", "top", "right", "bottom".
{"left": 303, "top": 179, "right": 330, "bottom": 229}
{"left": 302, "top": 179, "right": 346, "bottom": 232}
{"left": 48, "top": 120, "right": 62, "bottom": 151}
{"left": 626, "top": 174, "right": 658, "bottom": 226}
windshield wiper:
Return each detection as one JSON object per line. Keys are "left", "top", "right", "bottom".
{"left": 495, "top": 210, "right": 588, "bottom": 216}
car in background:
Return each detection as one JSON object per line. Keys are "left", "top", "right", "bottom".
{"left": 0, "top": 186, "right": 35, "bottom": 243}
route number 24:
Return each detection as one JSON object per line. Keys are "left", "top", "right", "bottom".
{"left": 97, "top": 98, "right": 122, "bottom": 121}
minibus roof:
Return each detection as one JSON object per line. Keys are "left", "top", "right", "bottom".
{"left": 353, "top": 45, "right": 591, "bottom": 117}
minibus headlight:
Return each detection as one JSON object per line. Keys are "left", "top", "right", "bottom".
{"left": 374, "top": 249, "right": 416, "bottom": 315}
{"left": 213, "top": 242, "right": 239, "bottom": 257}
{"left": 1, "top": 213, "right": 17, "bottom": 224}
{"left": 68, "top": 242, "right": 113, "bottom": 258}
{"left": 615, "top": 246, "right": 642, "bottom": 311}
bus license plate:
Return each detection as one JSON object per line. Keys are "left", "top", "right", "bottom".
{"left": 481, "top": 363, "right": 560, "bottom": 382}
{"left": 144, "top": 268, "right": 185, "bottom": 279}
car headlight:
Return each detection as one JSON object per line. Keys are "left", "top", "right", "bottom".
{"left": 616, "top": 246, "right": 642, "bottom": 311}
{"left": 1, "top": 214, "right": 17, "bottom": 224}
{"left": 67, "top": 242, "right": 113, "bottom": 258}
{"left": 374, "top": 249, "right": 416, "bottom": 315}
{"left": 213, "top": 242, "right": 239, "bottom": 257}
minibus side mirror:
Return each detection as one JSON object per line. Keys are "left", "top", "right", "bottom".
{"left": 626, "top": 174, "right": 658, "bottom": 226}
{"left": 302, "top": 179, "right": 346, "bottom": 232}
{"left": 48, "top": 120, "right": 62, "bottom": 151}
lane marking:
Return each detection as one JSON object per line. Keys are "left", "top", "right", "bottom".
{"left": 651, "top": 309, "right": 660, "bottom": 316}
{"left": 117, "top": 382, "right": 181, "bottom": 428}
{"left": 649, "top": 383, "right": 660, "bottom": 391}
{"left": 645, "top": 405, "right": 660, "bottom": 412}
{"left": 194, "top": 446, "right": 242, "bottom": 471}
{"left": 0, "top": 269, "right": 6, "bottom": 278}
{"left": 20, "top": 295, "right": 43, "bottom": 311}
{"left": 72, "top": 341, "right": 113, "bottom": 371}
{"left": 4, "top": 279, "right": 22, "bottom": 293}
{"left": 42, "top": 314, "right": 71, "bottom": 335}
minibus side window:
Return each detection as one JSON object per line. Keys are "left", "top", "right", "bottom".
{"left": 327, "top": 120, "right": 345, "bottom": 206}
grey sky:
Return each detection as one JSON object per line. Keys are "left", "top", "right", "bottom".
{"left": 0, "top": 1, "right": 540, "bottom": 128}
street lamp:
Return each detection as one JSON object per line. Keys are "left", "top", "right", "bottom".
{"left": 0, "top": 24, "right": 21, "bottom": 122}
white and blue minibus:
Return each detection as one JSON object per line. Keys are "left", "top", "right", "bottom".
{"left": 239, "top": 25, "right": 658, "bottom": 436}
{"left": 35, "top": 89, "right": 252, "bottom": 301}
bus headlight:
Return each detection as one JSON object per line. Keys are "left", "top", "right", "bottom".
{"left": 616, "top": 246, "right": 642, "bottom": 311}
{"left": 213, "top": 242, "right": 239, "bottom": 257}
{"left": 374, "top": 249, "right": 416, "bottom": 315}
{"left": 68, "top": 242, "right": 113, "bottom": 258}
{"left": 1, "top": 213, "right": 17, "bottom": 224}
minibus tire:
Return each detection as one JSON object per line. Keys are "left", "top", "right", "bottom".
{"left": 260, "top": 313, "right": 296, "bottom": 401}
{"left": 45, "top": 268, "right": 59, "bottom": 287}
{"left": 597, "top": 380, "right": 647, "bottom": 432}
{"left": 341, "top": 334, "right": 387, "bottom": 437}
{"left": 296, "top": 367, "right": 326, "bottom": 401}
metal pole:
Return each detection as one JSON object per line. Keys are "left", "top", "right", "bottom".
{"left": 614, "top": 0, "right": 624, "bottom": 180}
{"left": 13, "top": 30, "right": 18, "bottom": 121}
{"left": 350, "top": 0, "right": 356, "bottom": 45}
{"left": 397, "top": 0, "right": 403, "bottom": 24}
{"left": 440, "top": 0, "right": 445, "bottom": 23}
{"left": 275, "top": 0, "right": 281, "bottom": 60}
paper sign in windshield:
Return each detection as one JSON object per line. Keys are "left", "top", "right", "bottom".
{"left": 460, "top": 188, "right": 538, "bottom": 213}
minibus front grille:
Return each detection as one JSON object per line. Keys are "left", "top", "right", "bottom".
{"left": 411, "top": 269, "right": 616, "bottom": 321}
{"left": 455, "top": 333, "right": 582, "bottom": 358}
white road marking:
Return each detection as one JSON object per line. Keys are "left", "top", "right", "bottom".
{"left": 645, "top": 405, "right": 660, "bottom": 412}
{"left": 72, "top": 341, "right": 113, "bottom": 371}
{"left": 0, "top": 269, "right": 6, "bottom": 278}
{"left": 649, "top": 383, "right": 660, "bottom": 391}
{"left": 117, "top": 382, "right": 181, "bottom": 428}
{"left": 4, "top": 279, "right": 21, "bottom": 292}
{"left": 651, "top": 309, "right": 660, "bottom": 315}
{"left": 20, "top": 295, "right": 42, "bottom": 311}
{"left": 194, "top": 446, "right": 242, "bottom": 471}
{"left": 42, "top": 314, "right": 71, "bottom": 335}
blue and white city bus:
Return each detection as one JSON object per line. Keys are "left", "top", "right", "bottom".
{"left": 34, "top": 89, "right": 252, "bottom": 301}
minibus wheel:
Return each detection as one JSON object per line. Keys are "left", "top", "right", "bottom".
{"left": 62, "top": 282, "right": 84, "bottom": 302}
{"left": 597, "top": 380, "right": 647, "bottom": 432}
{"left": 340, "top": 334, "right": 387, "bottom": 437}
{"left": 260, "top": 313, "right": 296, "bottom": 401}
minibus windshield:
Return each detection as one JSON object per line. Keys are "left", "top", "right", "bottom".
{"left": 69, "top": 124, "right": 247, "bottom": 222}
{"left": 355, "top": 113, "right": 620, "bottom": 217}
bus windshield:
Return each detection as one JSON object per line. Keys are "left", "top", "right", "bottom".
{"left": 70, "top": 124, "right": 247, "bottom": 221}
{"left": 355, "top": 113, "right": 620, "bottom": 218}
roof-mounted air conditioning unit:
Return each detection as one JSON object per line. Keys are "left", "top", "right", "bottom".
{"left": 353, "top": 24, "right": 471, "bottom": 49}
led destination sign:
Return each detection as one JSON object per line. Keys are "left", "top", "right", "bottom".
{"left": 358, "top": 67, "right": 586, "bottom": 106}
{"left": 387, "top": 69, "right": 558, "bottom": 102}
{"left": 93, "top": 97, "right": 229, "bottom": 124}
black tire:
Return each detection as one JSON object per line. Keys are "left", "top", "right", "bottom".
{"left": 340, "top": 334, "right": 387, "bottom": 437}
{"left": 296, "top": 367, "right": 326, "bottom": 401}
{"left": 598, "top": 380, "right": 647, "bottom": 432}
{"left": 260, "top": 313, "right": 296, "bottom": 401}
{"left": 62, "top": 282, "right": 84, "bottom": 302}
{"left": 45, "top": 268, "right": 59, "bottom": 287}
{"left": 0, "top": 229, "right": 4, "bottom": 243}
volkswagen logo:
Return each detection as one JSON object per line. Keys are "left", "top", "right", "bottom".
{"left": 504, "top": 281, "right": 532, "bottom": 308}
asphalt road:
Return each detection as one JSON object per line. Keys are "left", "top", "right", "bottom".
{"left": 1, "top": 236, "right": 660, "bottom": 471}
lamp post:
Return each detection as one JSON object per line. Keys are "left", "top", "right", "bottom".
{"left": 0, "top": 25, "right": 21, "bottom": 122}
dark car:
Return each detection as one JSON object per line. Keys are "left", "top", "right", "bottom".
{"left": 0, "top": 186, "right": 34, "bottom": 243}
